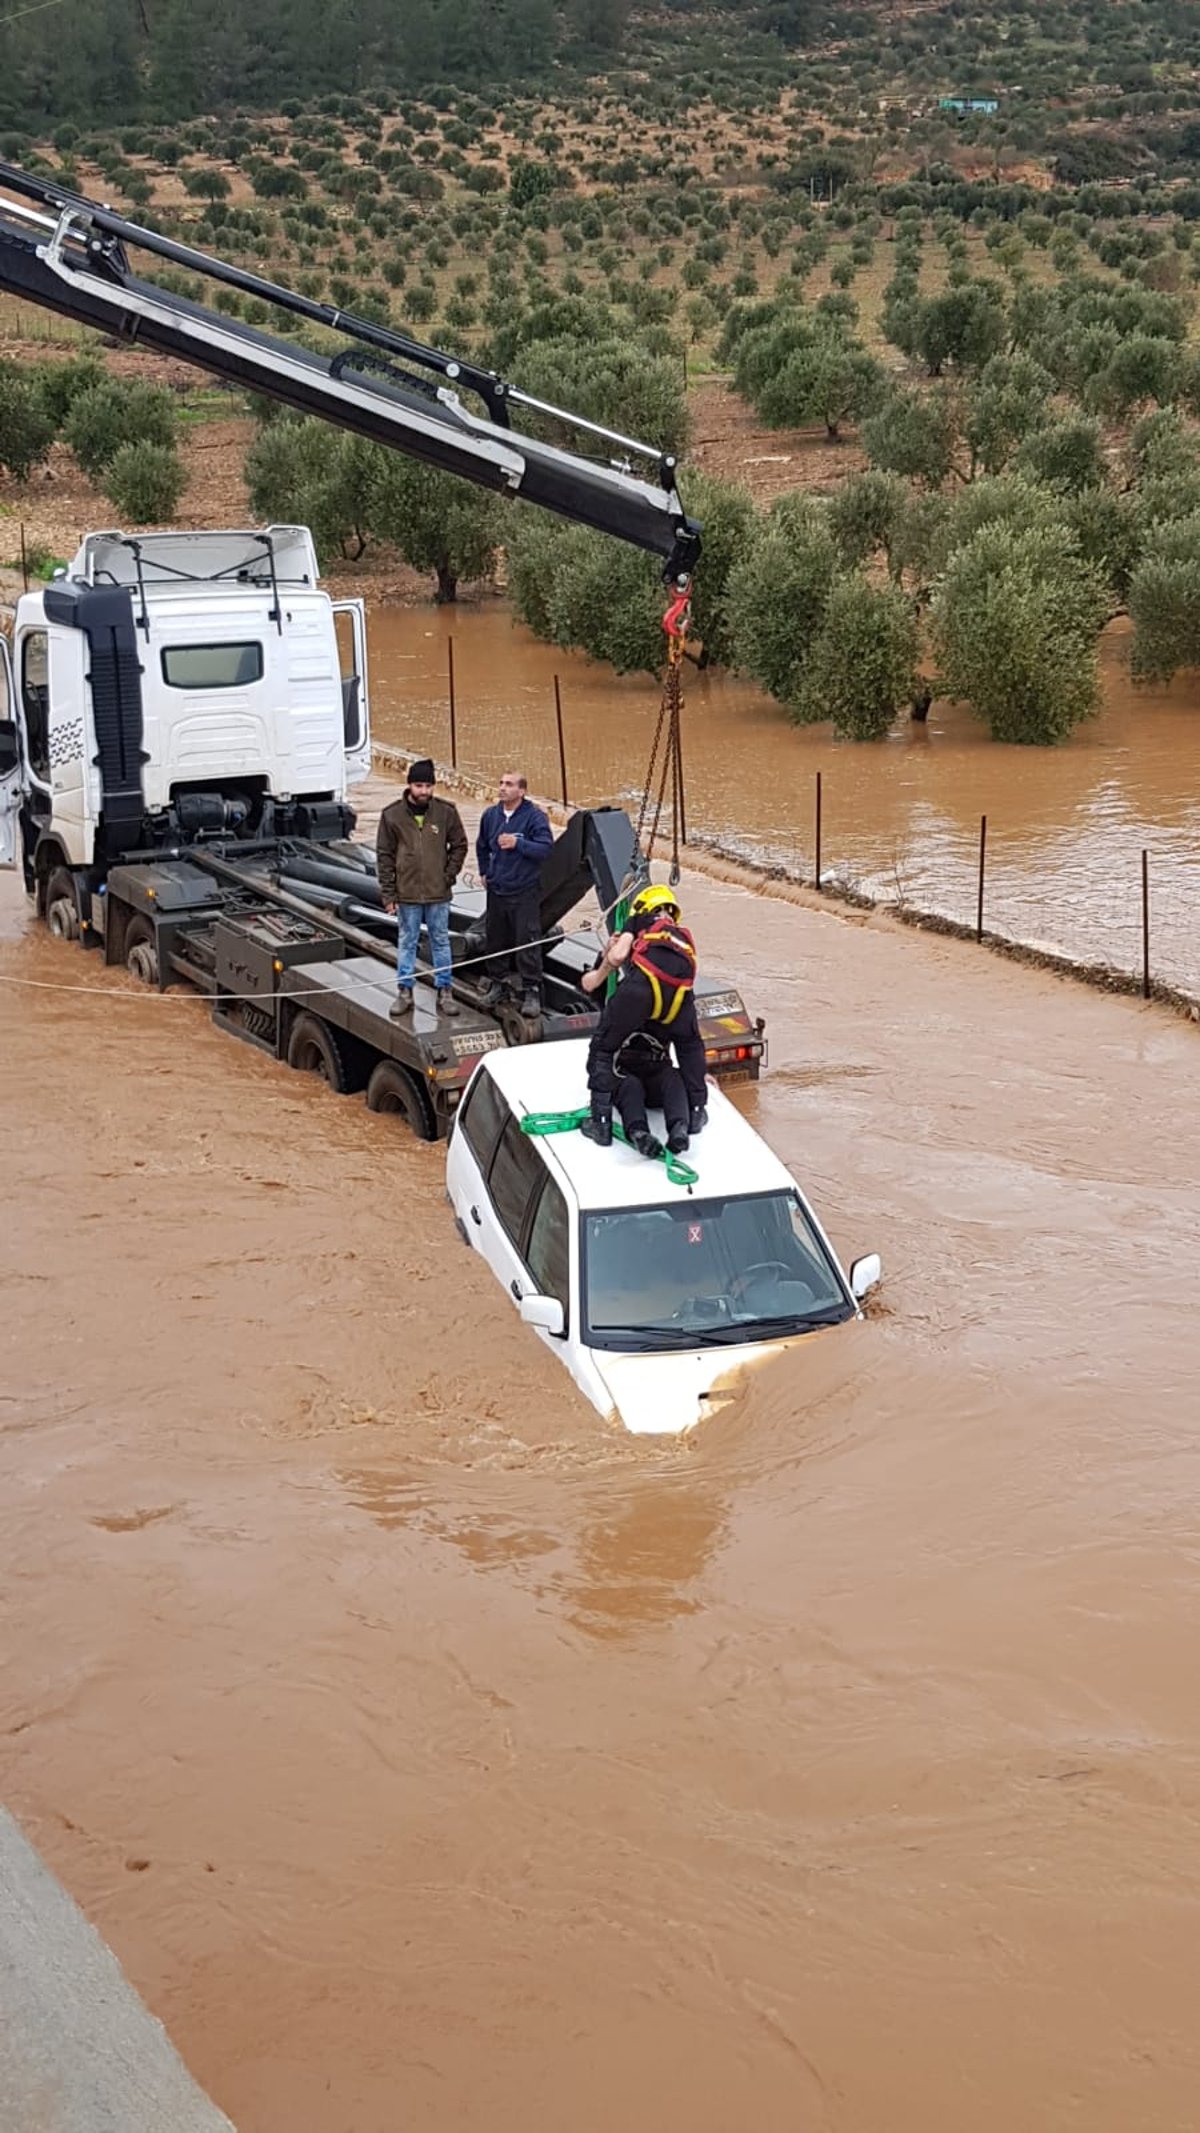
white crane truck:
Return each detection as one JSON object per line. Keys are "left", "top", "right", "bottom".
{"left": 0, "top": 162, "right": 763, "bottom": 1138}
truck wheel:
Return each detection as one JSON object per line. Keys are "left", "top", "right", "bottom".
{"left": 286, "top": 1011, "right": 361, "bottom": 1094}
{"left": 45, "top": 868, "right": 80, "bottom": 943}
{"left": 499, "top": 1000, "right": 540, "bottom": 1047}
{"left": 124, "top": 914, "right": 159, "bottom": 986}
{"left": 365, "top": 1058, "right": 436, "bottom": 1140}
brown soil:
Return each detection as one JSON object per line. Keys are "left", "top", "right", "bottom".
{"left": 688, "top": 376, "right": 868, "bottom": 501}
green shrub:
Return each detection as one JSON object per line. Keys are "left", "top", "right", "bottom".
{"left": 102, "top": 440, "right": 187, "bottom": 523}
{"left": 64, "top": 381, "right": 177, "bottom": 480}
{"left": 0, "top": 360, "right": 57, "bottom": 481}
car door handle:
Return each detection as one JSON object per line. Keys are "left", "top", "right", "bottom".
{"left": 510, "top": 1280, "right": 522, "bottom": 1300}
{"left": 470, "top": 1205, "right": 482, "bottom": 1226}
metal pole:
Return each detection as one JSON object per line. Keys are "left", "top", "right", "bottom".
{"left": 814, "top": 770, "right": 822, "bottom": 890}
{"left": 554, "top": 673, "right": 569, "bottom": 807}
{"left": 1142, "top": 849, "right": 1150, "bottom": 1001}
{"left": 976, "top": 814, "right": 987, "bottom": 943}
{"left": 19, "top": 522, "right": 28, "bottom": 592}
{"left": 447, "top": 634, "right": 457, "bottom": 769}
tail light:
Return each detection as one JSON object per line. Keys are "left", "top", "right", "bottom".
{"left": 705, "top": 1041, "right": 764, "bottom": 1065}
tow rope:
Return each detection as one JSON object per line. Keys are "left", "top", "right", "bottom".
{"left": 521, "top": 1107, "right": 698, "bottom": 1188}
{"left": 636, "top": 579, "right": 691, "bottom": 890}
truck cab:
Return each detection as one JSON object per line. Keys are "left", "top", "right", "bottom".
{"left": 0, "top": 525, "right": 369, "bottom": 911}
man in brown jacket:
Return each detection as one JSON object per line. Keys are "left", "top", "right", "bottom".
{"left": 376, "top": 758, "right": 468, "bottom": 1017}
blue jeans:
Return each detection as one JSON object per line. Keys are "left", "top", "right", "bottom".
{"left": 396, "top": 901, "right": 452, "bottom": 990}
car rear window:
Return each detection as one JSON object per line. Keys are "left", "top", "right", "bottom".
{"left": 458, "top": 1069, "right": 509, "bottom": 1171}
{"left": 487, "top": 1117, "right": 544, "bottom": 1246}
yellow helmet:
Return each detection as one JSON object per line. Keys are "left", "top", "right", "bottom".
{"left": 629, "top": 883, "right": 681, "bottom": 922}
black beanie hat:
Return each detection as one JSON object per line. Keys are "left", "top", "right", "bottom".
{"left": 407, "top": 758, "right": 435, "bottom": 785}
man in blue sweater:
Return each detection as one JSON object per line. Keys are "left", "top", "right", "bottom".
{"left": 475, "top": 770, "right": 554, "bottom": 1015}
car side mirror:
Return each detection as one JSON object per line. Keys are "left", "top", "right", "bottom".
{"left": 520, "top": 1294, "right": 565, "bottom": 1337}
{"left": 849, "top": 1253, "right": 882, "bottom": 1302}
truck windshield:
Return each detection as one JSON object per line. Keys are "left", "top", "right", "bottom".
{"left": 582, "top": 1191, "right": 852, "bottom": 1352}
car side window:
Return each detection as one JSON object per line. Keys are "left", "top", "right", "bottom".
{"left": 458, "top": 1068, "right": 509, "bottom": 1172}
{"left": 525, "top": 1178, "right": 570, "bottom": 1321}
{"left": 487, "top": 1117, "right": 544, "bottom": 1247}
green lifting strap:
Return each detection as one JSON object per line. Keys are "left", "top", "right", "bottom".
{"left": 521, "top": 1107, "right": 698, "bottom": 1188}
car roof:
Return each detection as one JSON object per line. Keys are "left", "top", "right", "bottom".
{"left": 479, "top": 1038, "right": 795, "bottom": 1212}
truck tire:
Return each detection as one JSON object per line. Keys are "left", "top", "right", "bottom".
{"left": 124, "top": 914, "right": 159, "bottom": 986}
{"left": 365, "top": 1058, "right": 436, "bottom": 1140}
{"left": 286, "top": 1011, "right": 363, "bottom": 1094}
{"left": 45, "top": 867, "right": 80, "bottom": 943}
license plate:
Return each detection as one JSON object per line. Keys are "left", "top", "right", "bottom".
{"left": 714, "top": 1066, "right": 756, "bottom": 1085}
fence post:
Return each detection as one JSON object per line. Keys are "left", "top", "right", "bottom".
{"left": 553, "top": 673, "right": 569, "bottom": 807}
{"left": 1142, "top": 849, "right": 1150, "bottom": 1001}
{"left": 447, "top": 634, "right": 457, "bottom": 769}
{"left": 814, "top": 770, "right": 822, "bottom": 890}
{"left": 976, "top": 814, "right": 987, "bottom": 943}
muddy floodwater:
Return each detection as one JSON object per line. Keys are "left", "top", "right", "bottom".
{"left": 4, "top": 818, "right": 1200, "bottom": 2132}
{"left": 369, "top": 604, "right": 1200, "bottom": 998}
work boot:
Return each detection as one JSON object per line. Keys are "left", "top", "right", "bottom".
{"left": 437, "top": 989, "right": 460, "bottom": 1016}
{"left": 581, "top": 1109, "right": 613, "bottom": 1148}
{"left": 630, "top": 1125, "right": 664, "bottom": 1161}
{"left": 520, "top": 988, "right": 542, "bottom": 1019}
{"left": 688, "top": 1104, "right": 708, "bottom": 1135}
{"left": 390, "top": 987, "right": 414, "bottom": 1019}
{"left": 476, "top": 976, "right": 500, "bottom": 1004}
{"left": 666, "top": 1126, "right": 690, "bottom": 1155}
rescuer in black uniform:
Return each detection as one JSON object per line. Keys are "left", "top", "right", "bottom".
{"left": 581, "top": 885, "right": 708, "bottom": 1150}
{"left": 611, "top": 1029, "right": 692, "bottom": 1159}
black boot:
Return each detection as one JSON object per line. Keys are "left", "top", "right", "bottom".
{"left": 630, "top": 1125, "right": 664, "bottom": 1160}
{"left": 666, "top": 1126, "right": 690, "bottom": 1155}
{"left": 520, "top": 987, "right": 542, "bottom": 1019}
{"left": 581, "top": 1108, "right": 613, "bottom": 1148}
{"left": 688, "top": 1104, "right": 708, "bottom": 1135}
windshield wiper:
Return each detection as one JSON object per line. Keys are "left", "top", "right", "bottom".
{"left": 729, "top": 1306, "right": 851, "bottom": 1335}
{"left": 592, "top": 1313, "right": 741, "bottom": 1348}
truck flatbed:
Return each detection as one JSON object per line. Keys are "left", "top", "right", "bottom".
{"left": 86, "top": 816, "right": 763, "bottom": 1141}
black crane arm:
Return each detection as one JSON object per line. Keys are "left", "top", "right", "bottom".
{"left": 0, "top": 160, "right": 700, "bottom": 580}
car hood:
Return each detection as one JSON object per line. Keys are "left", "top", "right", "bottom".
{"left": 592, "top": 1334, "right": 811, "bottom": 1436}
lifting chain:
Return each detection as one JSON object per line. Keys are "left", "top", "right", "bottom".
{"left": 636, "top": 578, "right": 691, "bottom": 889}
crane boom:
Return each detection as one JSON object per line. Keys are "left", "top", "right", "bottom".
{"left": 0, "top": 160, "right": 700, "bottom": 579}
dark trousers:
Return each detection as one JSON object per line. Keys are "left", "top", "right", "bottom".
{"left": 485, "top": 889, "right": 542, "bottom": 993}
{"left": 615, "top": 1061, "right": 689, "bottom": 1141}
{"left": 587, "top": 971, "right": 707, "bottom": 1112}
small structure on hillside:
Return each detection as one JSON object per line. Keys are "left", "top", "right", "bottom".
{"left": 939, "top": 96, "right": 1000, "bottom": 117}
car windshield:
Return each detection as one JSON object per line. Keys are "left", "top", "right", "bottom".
{"left": 582, "top": 1190, "right": 853, "bottom": 1352}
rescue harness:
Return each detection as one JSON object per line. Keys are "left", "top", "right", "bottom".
{"left": 629, "top": 919, "right": 697, "bottom": 1026}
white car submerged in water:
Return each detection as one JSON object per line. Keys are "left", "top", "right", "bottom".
{"left": 446, "top": 1039, "right": 881, "bottom": 1435}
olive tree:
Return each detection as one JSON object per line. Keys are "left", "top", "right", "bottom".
{"left": 963, "top": 352, "right": 1053, "bottom": 477}
{"left": 725, "top": 494, "right": 839, "bottom": 709}
{"left": 0, "top": 360, "right": 56, "bottom": 481}
{"left": 244, "top": 418, "right": 377, "bottom": 564}
{"left": 862, "top": 384, "right": 960, "bottom": 489}
{"left": 933, "top": 521, "right": 1107, "bottom": 744}
{"left": 1128, "top": 515, "right": 1200, "bottom": 683}
{"left": 799, "top": 576, "right": 918, "bottom": 740}
{"left": 756, "top": 327, "right": 882, "bottom": 440}
{"left": 369, "top": 456, "right": 500, "bottom": 602}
